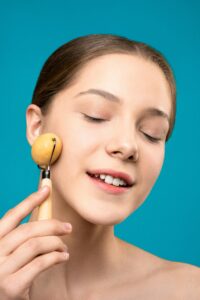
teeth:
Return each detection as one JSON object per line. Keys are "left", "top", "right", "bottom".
{"left": 94, "top": 174, "right": 127, "bottom": 187}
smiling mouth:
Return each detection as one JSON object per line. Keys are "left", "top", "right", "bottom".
{"left": 86, "top": 172, "right": 133, "bottom": 188}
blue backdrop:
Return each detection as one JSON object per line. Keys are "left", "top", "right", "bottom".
{"left": 0, "top": 0, "right": 199, "bottom": 267}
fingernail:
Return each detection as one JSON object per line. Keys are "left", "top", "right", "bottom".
{"left": 63, "top": 252, "right": 69, "bottom": 259}
{"left": 63, "top": 223, "right": 72, "bottom": 231}
{"left": 39, "top": 186, "right": 49, "bottom": 193}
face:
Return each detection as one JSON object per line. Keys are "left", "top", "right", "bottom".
{"left": 30, "top": 54, "right": 171, "bottom": 226}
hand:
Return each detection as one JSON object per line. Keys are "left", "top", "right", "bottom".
{"left": 0, "top": 186, "right": 72, "bottom": 300}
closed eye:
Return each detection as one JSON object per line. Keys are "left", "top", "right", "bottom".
{"left": 143, "top": 133, "right": 162, "bottom": 143}
{"left": 82, "top": 114, "right": 106, "bottom": 123}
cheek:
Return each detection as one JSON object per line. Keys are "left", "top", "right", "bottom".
{"left": 52, "top": 124, "right": 100, "bottom": 176}
{"left": 129, "top": 146, "right": 165, "bottom": 212}
{"left": 64, "top": 116, "right": 100, "bottom": 153}
{"left": 143, "top": 146, "right": 165, "bottom": 184}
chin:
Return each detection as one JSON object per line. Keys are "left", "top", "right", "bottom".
{"left": 82, "top": 213, "right": 126, "bottom": 226}
{"left": 74, "top": 201, "right": 131, "bottom": 226}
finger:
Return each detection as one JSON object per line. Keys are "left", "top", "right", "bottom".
{"left": 0, "top": 235, "right": 68, "bottom": 275}
{"left": 0, "top": 219, "right": 72, "bottom": 256}
{"left": 4, "top": 251, "right": 69, "bottom": 298}
{"left": 8, "top": 251, "right": 69, "bottom": 295}
{"left": 0, "top": 186, "right": 50, "bottom": 239}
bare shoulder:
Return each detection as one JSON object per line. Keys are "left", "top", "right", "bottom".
{"left": 164, "top": 260, "right": 200, "bottom": 299}
{"left": 118, "top": 240, "right": 200, "bottom": 299}
{"left": 146, "top": 253, "right": 200, "bottom": 299}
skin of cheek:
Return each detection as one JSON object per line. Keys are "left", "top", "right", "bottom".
{"left": 131, "top": 144, "right": 165, "bottom": 214}
{"left": 45, "top": 111, "right": 166, "bottom": 226}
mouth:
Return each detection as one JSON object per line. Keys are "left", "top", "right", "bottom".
{"left": 86, "top": 171, "right": 134, "bottom": 195}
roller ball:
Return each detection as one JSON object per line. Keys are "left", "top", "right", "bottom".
{"left": 31, "top": 133, "right": 62, "bottom": 168}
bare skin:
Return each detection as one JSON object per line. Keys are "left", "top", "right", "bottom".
{"left": 23, "top": 54, "right": 200, "bottom": 299}
{"left": 0, "top": 192, "right": 199, "bottom": 300}
{"left": 28, "top": 244, "right": 200, "bottom": 299}
{"left": 0, "top": 187, "right": 72, "bottom": 300}
{"left": 27, "top": 220, "right": 200, "bottom": 300}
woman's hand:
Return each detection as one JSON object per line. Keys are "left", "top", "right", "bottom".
{"left": 0, "top": 186, "right": 72, "bottom": 300}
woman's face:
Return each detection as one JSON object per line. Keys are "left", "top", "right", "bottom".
{"left": 35, "top": 54, "right": 171, "bottom": 225}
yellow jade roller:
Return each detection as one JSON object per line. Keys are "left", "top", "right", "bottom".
{"left": 31, "top": 133, "right": 62, "bottom": 221}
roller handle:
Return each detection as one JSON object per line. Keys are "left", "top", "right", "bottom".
{"left": 37, "top": 178, "right": 52, "bottom": 220}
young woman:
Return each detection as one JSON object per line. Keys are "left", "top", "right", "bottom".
{"left": 0, "top": 34, "right": 199, "bottom": 300}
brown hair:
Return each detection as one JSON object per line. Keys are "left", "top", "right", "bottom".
{"left": 31, "top": 33, "right": 176, "bottom": 141}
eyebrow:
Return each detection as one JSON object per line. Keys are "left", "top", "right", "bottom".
{"left": 74, "top": 88, "right": 170, "bottom": 124}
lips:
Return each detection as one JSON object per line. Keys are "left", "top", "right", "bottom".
{"left": 87, "top": 169, "right": 135, "bottom": 187}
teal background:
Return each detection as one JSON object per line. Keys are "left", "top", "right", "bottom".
{"left": 0, "top": 1, "right": 199, "bottom": 266}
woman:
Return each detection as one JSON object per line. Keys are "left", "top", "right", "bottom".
{"left": 0, "top": 34, "right": 199, "bottom": 299}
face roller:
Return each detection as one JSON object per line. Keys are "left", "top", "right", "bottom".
{"left": 31, "top": 133, "right": 62, "bottom": 220}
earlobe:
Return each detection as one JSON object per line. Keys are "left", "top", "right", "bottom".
{"left": 26, "top": 104, "right": 44, "bottom": 146}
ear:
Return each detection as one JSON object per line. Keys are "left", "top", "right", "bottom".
{"left": 26, "top": 104, "right": 44, "bottom": 146}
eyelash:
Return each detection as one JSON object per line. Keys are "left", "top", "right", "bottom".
{"left": 143, "top": 133, "right": 162, "bottom": 143}
{"left": 83, "top": 114, "right": 162, "bottom": 143}
{"left": 83, "top": 115, "right": 105, "bottom": 123}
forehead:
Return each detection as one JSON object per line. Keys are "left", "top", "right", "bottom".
{"left": 70, "top": 54, "right": 171, "bottom": 112}
{"left": 77, "top": 54, "right": 169, "bottom": 90}
{"left": 51, "top": 53, "right": 172, "bottom": 123}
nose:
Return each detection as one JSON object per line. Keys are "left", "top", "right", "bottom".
{"left": 106, "top": 125, "right": 139, "bottom": 162}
